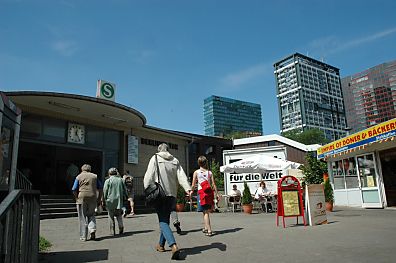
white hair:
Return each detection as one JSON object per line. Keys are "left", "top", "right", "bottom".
{"left": 157, "top": 143, "right": 169, "bottom": 152}
{"left": 108, "top": 167, "right": 119, "bottom": 176}
{"left": 81, "top": 164, "right": 91, "bottom": 172}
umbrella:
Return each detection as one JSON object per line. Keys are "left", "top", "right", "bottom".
{"left": 220, "top": 154, "right": 300, "bottom": 173}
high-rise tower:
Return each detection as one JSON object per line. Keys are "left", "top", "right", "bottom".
{"left": 274, "top": 53, "right": 347, "bottom": 141}
{"left": 341, "top": 59, "right": 396, "bottom": 133}
{"left": 204, "top": 95, "right": 262, "bottom": 137}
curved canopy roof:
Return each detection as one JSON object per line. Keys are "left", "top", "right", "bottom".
{"left": 5, "top": 91, "right": 146, "bottom": 129}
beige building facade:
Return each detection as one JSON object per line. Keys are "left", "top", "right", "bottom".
{"left": 6, "top": 91, "right": 192, "bottom": 197}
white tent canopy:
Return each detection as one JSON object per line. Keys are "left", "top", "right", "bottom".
{"left": 220, "top": 154, "right": 301, "bottom": 173}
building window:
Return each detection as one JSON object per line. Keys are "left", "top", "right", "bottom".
{"left": 268, "top": 141, "right": 276, "bottom": 146}
{"left": 331, "top": 158, "right": 359, "bottom": 190}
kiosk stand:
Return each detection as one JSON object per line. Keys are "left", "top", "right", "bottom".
{"left": 276, "top": 175, "right": 306, "bottom": 228}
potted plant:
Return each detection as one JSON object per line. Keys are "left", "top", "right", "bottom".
{"left": 323, "top": 178, "right": 334, "bottom": 212}
{"left": 241, "top": 181, "right": 253, "bottom": 214}
{"left": 176, "top": 185, "right": 186, "bottom": 212}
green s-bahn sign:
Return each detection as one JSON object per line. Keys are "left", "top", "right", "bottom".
{"left": 96, "top": 80, "right": 116, "bottom": 101}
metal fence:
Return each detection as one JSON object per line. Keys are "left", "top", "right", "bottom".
{"left": 0, "top": 189, "right": 40, "bottom": 263}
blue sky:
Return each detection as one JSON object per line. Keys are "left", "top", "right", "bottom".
{"left": 1, "top": 0, "right": 395, "bottom": 135}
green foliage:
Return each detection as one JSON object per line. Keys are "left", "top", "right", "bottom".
{"left": 281, "top": 129, "right": 303, "bottom": 141}
{"left": 241, "top": 181, "right": 253, "bottom": 205}
{"left": 176, "top": 185, "right": 186, "bottom": 204}
{"left": 210, "top": 159, "right": 223, "bottom": 190}
{"left": 300, "top": 153, "right": 328, "bottom": 185}
{"left": 39, "top": 236, "right": 52, "bottom": 252}
{"left": 282, "top": 128, "right": 329, "bottom": 145}
{"left": 223, "top": 131, "right": 249, "bottom": 139}
{"left": 323, "top": 178, "right": 334, "bottom": 202}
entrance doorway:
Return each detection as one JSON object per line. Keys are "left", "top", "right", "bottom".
{"left": 17, "top": 141, "right": 103, "bottom": 195}
{"left": 379, "top": 149, "right": 396, "bottom": 207}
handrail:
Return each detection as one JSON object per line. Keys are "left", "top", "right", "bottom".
{"left": 14, "top": 169, "right": 32, "bottom": 190}
{"left": 0, "top": 189, "right": 40, "bottom": 263}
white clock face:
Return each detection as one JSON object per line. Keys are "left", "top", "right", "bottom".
{"left": 68, "top": 124, "right": 85, "bottom": 144}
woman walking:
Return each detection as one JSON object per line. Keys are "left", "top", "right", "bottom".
{"left": 192, "top": 155, "right": 219, "bottom": 237}
{"left": 103, "top": 167, "right": 128, "bottom": 235}
{"left": 144, "top": 143, "right": 192, "bottom": 260}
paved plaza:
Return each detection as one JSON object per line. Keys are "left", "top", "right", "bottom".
{"left": 39, "top": 207, "right": 396, "bottom": 263}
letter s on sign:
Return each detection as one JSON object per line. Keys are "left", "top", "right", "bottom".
{"left": 101, "top": 83, "right": 114, "bottom": 98}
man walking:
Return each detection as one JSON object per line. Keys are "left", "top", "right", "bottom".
{"left": 72, "top": 164, "right": 103, "bottom": 241}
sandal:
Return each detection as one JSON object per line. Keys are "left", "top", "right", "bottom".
{"left": 205, "top": 231, "right": 214, "bottom": 237}
{"left": 156, "top": 244, "right": 165, "bottom": 252}
{"left": 202, "top": 228, "right": 208, "bottom": 233}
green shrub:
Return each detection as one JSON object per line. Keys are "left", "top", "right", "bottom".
{"left": 323, "top": 178, "right": 334, "bottom": 202}
{"left": 241, "top": 181, "right": 253, "bottom": 205}
{"left": 176, "top": 185, "right": 186, "bottom": 204}
{"left": 300, "top": 153, "right": 328, "bottom": 186}
{"left": 39, "top": 236, "right": 52, "bottom": 252}
{"left": 210, "top": 160, "right": 224, "bottom": 191}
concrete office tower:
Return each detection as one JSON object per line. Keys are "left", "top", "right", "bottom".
{"left": 274, "top": 53, "right": 347, "bottom": 141}
{"left": 204, "top": 95, "right": 263, "bottom": 137}
{"left": 341, "top": 59, "right": 396, "bottom": 133}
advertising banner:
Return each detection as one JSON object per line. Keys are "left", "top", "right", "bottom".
{"left": 317, "top": 118, "right": 396, "bottom": 159}
{"left": 225, "top": 170, "right": 284, "bottom": 196}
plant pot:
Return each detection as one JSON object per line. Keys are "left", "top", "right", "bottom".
{"left": 242, "top": 204, "right": 253, "bottom": 214}
{"left": 176, "top": 203, "right": 185, "bottom": 212}
{"left": 325, "top": 201, "right": 333, "bottom": 212}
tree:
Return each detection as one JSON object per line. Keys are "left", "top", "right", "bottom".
{"left": 300, "top": 153, "right": 328, "bottom": 185}
{"left": 210, "top": 159, "right": 223, "bottom": 191}
{"left": 241, "top": 181, "right": 253, "bottom": 205}
{"left": 223, "top": 131, "right": 249, "bottom": 140}
{"left": 281, "top": 129, "right": 302, "bottom": 141}
{"left": 282, "top": 128, "right": 329, "bottom": 145}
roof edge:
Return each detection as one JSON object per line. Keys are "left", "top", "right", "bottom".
{"left": 4, "top": 91, "right": 147, "bottom": 125}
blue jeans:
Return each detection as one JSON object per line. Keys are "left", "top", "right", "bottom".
{"left": 155, "top": 196, "right": 176, "bottom": 247}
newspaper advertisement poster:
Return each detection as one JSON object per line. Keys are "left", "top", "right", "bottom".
{"left": 305, "top": 184, "right": 327, "bottom": 226}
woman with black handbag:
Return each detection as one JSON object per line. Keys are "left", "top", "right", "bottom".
{"left": 143, "top": 143, "right": 192, "bottom": 260}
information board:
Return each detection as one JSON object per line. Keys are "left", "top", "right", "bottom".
{"left": 277, "top": 176, "right": 306, "bottom": 228}
{"left": 127, "top": 135, "right": 138, "bottom": 164}
{"left": 282, "top": 191, "right": 300, "bottom": 216}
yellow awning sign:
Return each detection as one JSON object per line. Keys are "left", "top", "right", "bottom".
{"left": 317, "top": 118, "right": 396, "bottom": 159}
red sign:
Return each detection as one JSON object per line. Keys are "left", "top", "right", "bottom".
{"left": 276, "top": 176, "right": 306, "bottom": 228}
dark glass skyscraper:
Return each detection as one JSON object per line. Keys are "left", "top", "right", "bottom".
{"left": 341, "top": 59, "right": 396, "bottom": 133}
{"left": 274, "top": 53, "right": 347, "bottom": 141}
{"left": 204, "top": 95, "right": 263, "bottom": 137}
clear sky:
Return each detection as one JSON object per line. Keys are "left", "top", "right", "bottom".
{"left": 1, "top": 0, "right": 395, "bottom": 135}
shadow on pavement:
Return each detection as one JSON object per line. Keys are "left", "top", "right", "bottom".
{"left": 186, "top": 227, "right": 243, "bottom": 236}
{"left": 39, "top": 249, "right": 108, "bottom": 263}
{"left": 214, "top": 227, "right": 243, "bottom": 235}
{"left": 96, "top": 229, "right": 154, "bottom": 241}
{"left": 179, "top": 242, "right": 227, "bottom": 260}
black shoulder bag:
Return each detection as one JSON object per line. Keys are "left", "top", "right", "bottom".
{"left": 144, "top": 155, "right": 166, "bottom": 207}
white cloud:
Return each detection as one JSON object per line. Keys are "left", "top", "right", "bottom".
{"left": 51, "top": 40, "right": 78, "bottom": 57}
{"left": 309, "top": 26, "right": 396, "bottom": 57}
{"left": 128, "top": 49, "right": 156, "bottom": 64}
{"left": 220, "top": 62, "right": 270, "bottom": 88}
{"left": 337, "top": 27, "right": 396, "bottom": 51}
